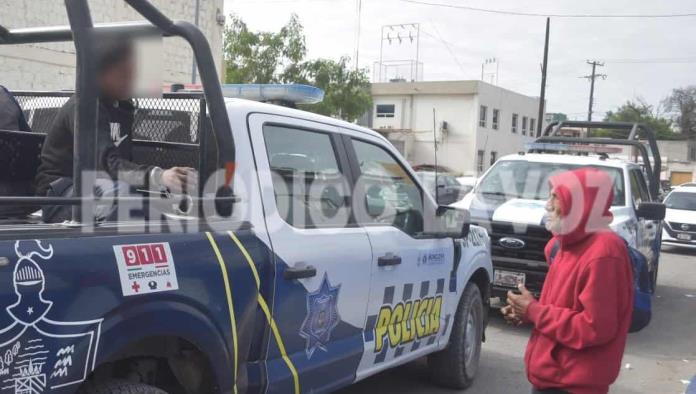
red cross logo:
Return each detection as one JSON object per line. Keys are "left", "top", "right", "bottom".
{"left": 131, "top": 281, "right": 141, "bottom": 293}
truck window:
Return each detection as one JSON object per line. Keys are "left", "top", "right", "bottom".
{"left": 263, "top": 124, "right": 348, "bottom": 229}
{"left": 351, "top": 139, "right": 424, "bottom": 236}
{"left": 477, "top": 161, "right": 626, "bottom": 206}
{"left": 629, "top": 169, "right": 651, "bottom": 206}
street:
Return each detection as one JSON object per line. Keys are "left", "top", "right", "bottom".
{"left": 340, "top": 247, "right": 696, "bottom": 394}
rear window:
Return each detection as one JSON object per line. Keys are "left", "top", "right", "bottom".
{"left": 665, "top": 192, "right": 696, "bottom": 211}
{"left": 477, "top": 160, "right": 626, "bottom": 206}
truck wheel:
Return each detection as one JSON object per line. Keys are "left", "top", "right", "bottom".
{"left": 428, "top": 282, "right": 483, "bottom": 389}
{"left": 79, "top": 380, "right": 168, "bottom": 394}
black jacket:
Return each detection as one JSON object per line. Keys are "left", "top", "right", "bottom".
{"left": 35, "top": 96, "right": 154, "bottom": 196}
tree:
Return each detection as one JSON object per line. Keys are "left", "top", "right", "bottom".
{"left": 222, "top": 15, "right": 372, "bottom": 122}
{"left": 598, "top": 99, "right": 679, "bottom": 140}
{"left": 294, "top": 57, "right": 372, "bottom": 122}
{"left": 223, "top": 14, "right": 306, "bottom": 84}
{"left": 663, "top": 86, "right": 696, "bottom": 138}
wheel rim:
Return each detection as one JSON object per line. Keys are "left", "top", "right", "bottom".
{"left": 464, "top": 308, "right": 477, "bottom": 365}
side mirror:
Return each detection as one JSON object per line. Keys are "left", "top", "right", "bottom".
{"left": 424, "top": 206, "right": 470, "bottom": 239}
{"left": 636, "top": 202, "right": 665, "bottom": 221}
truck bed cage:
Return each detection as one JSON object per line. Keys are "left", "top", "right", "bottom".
{"left": 537, "top": 120, "right": 662, "bottom": 198}
{"left": 0, "top": 0, "right": 235, "bottom": 222}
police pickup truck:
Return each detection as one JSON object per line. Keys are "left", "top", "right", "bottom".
{"left": 453, "top": 121, "right": 666, "bottom": 301}
{"left": 0, "top": 2, "right": 492, "bottom": 393}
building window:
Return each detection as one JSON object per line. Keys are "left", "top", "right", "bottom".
{"left": 511, "top": 113, "right": 518, "bottom": 133}
{"left": 689, "top": 144, "right": 696, "bottom": 161}
{"left": 522, "top": 116, "right": 528, "bottom": 135}
{"left": 376, "top": 104, "right": 395, "bottom": 118}
{"left": 492, "top": 109, "right": 499, "bottom": 130}
{"left": 479, "top": 105, "right": 487, "bottom": 127}
{"left": 530, "top": 118, "right": 536, "bottom": 136}
{"left": 477, "top": 150, "right": 485, "bottom": 173}
{"left": 490, "top": 151, "right": 497, "bottom": 167}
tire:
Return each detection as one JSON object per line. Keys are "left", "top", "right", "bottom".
{"left": 79, "top": 380, "right": 169, "bottom": 394}
{"left": 428, "top": 282, "right": 483, "bottom": 389}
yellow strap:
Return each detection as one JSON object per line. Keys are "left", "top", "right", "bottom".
{"left": 206, "top": 232, "right": 239, "bottom": 394}
{"left": 228, "top": 231, "right": 300, "bottom": 394}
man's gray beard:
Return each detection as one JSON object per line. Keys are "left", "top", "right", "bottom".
{"left": 545, "top": 216, "right": 562, "bottom": 233}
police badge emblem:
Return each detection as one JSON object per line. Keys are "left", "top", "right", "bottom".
{"left": 0, "top": 240, "right": 102, "bottom": 393}
{"left": 299, "top": 273, "right": 340, "bottom": 359}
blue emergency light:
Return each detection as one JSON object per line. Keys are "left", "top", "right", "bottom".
{"left": 221, "top": 84, "right": 325, "bottom": 105}
{"left": 526, "top": 142, "right": 622, "bottom": 154}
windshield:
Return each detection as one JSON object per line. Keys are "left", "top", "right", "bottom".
{"left": 665, "top": 192, "right": 696, "bottom": 211}
{"left": 476, "top": 160, "right": 626, "bottom": 206}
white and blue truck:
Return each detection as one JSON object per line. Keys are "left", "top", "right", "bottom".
{"left": 0, "top": 1, "right": 493, "bottom": 393}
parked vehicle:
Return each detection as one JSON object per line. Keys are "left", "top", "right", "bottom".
{"left": 415, "top": 171, "right": 466, "bottom": 205}
{"left": 453, "top": 121, "right": 665, "bottom": 302}
{"left": 662, "top": 184, "right": 696, "bottom": 248}
{"left": 0, "top": 2, "right": 492, "bottom": 393}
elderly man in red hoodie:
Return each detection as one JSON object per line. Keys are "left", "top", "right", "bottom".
{"left": 503, "top": 168, "right": 634, "bottom": 394}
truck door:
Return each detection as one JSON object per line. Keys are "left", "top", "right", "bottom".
{"left": 247, "top": 114, "right": 372, "bottom": 394}
{"left": 629, "top": 168, "right": 660, "bottom": 262}
{"left": 344, "top": 135, "right": 454, "bottom": 378}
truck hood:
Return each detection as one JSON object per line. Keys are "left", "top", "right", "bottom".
{"left": 665, "top": 208, "right": 696, "bottom": 225}
{"left": 454, "top": 192, "right": 629, "bottom": 228}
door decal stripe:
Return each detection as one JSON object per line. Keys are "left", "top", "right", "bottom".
{"left": 227, "top": 231, "right": 301, "bottom": 394}
{"left": 206, "top": 232, "right": 239, "bottom": 394}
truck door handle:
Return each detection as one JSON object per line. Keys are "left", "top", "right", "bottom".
{"left": 283, "top": 264, "right": 317, "bottom": 280}
{"left": 378, "top": 254, "right": 402, "bottom": 267}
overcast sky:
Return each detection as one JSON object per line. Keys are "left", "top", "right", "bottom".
{"left": 223, "top": 0, "right": 696, "bottom": 119}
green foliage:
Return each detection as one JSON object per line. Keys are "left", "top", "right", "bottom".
{"left": 223, "top": 14, "right": 306, "bottom": 84}
{"left": 596, "top": 99, "right": 681, "bottom": 140}
{"left": 663, "top": 86, "right": 696, "bottom": 137}
{"left": 295, "top": 57, "right": 372, "bottom": 122}
{"left": 223, "top": 14, "right": 372, "bottom": 122}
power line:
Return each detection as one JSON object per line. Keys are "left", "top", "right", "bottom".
{"left": 399, "top": 0, "right": 696, "bottom": 18}
{"left": 421, "top": 26, "right": 468, "bottom": 75}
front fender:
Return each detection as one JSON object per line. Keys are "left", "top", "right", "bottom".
{"left": 456, "top": 225, "right": 493, "bottom": 290}
{"left": 97, "top": 298, "right": 236, "bottom": 393}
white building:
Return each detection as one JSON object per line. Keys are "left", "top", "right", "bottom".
{"left": 368, "top": 80, "right": 542, "bottom": 176}
{"left": 0, "top": 0, "right": 225, "bottom": 91}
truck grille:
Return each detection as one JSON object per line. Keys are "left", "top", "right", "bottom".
{"left": 474, "top": 220, "right": 552, "bottom": 265}
{"left": 668, "top": 222, "right": 696, "bottom": 233}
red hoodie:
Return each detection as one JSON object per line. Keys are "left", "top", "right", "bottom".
{"left": 524, "top": 168, "right": 634, "bottom": 394}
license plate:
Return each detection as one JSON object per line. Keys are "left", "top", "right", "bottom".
{"left": 494, "top": 270, "right": 526, "bottom": 288}
{"left": 677, "top": 233, "right": 692, "bottom": 241}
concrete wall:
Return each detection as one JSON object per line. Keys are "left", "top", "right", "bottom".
{"left": 371, "top": 81, "right": 540, "bottom": 175}
{"left": 474, "top": 82, "right": 540, "bottom": 174}
{"left": 0, "top": 0, "right": 225, "bottom": 91}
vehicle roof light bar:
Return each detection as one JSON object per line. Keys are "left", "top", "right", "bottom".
{"left": 539, "top": 120, "right": 661, "bottom": 198}
{"left": 525, "top": 142, "right": 623, "bottom": 154}
{"left": 221, "top": 84, "right": 325, "bottom": 105}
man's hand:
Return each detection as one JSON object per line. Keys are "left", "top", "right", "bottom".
{"left": 161, "top": 167, "right": 198, "bottom": 193}
{"left": 501, "top": 304, "right": 523, "bottom": 326}
{"left": 507, "top": 284, "right": 536, "bottom": 320}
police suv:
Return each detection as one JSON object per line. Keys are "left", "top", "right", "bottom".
{"left": 453, "top": 121, "right": 666, "bottom": 301}
{"left": 0, "top": 2, "right": 492, "bottom": 393}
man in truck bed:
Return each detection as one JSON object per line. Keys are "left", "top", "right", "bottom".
{"left": 34, "top": 38, "right": 196, "bottom": 223}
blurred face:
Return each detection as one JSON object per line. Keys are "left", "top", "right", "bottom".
{"left": 545, "top": 191, "right": 562, "bottom": 233}
{"left": 99, "top": 55, "right": 135, "bottom": 101}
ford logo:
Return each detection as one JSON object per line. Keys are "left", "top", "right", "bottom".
{"left": 682, "top": 223, "right": 691, "bottom": 231}
{"left": 499, "top": 237, "right": 525, "bottom": 249}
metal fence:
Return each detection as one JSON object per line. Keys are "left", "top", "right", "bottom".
{"left": 12, "top": 91, "right": 211, "bottom": 172}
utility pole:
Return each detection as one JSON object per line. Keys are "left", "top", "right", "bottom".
{"left": 581, "top": 60, "right": 607, "bottom": 122}
{"left": 354, "top": 0, "right": 362, "bottom": 71}
{"left": 537, "top": 17, "right": 550, "bottom": 137}
{"left": 191, "top": 0, "right": 200, "bottom": 84}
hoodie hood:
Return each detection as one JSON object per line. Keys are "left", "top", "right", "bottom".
{"left": 549, "top": 168, "right": 614, "bottom": 246}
